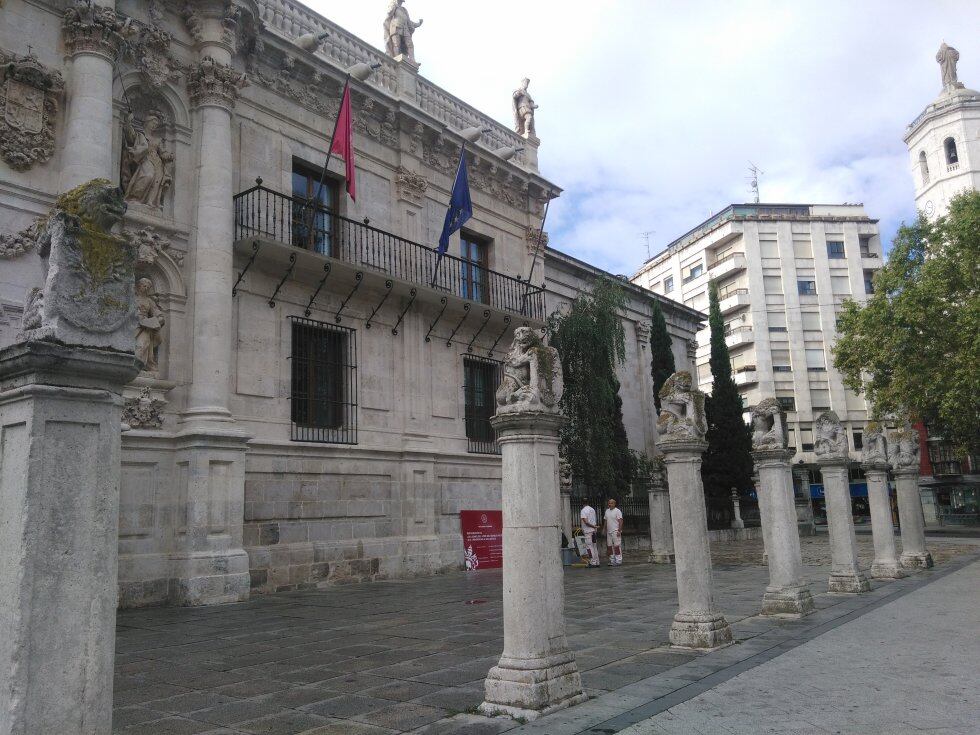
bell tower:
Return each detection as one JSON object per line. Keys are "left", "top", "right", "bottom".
{"left": 904, "top": 43, "right": 980, "bottom": 218}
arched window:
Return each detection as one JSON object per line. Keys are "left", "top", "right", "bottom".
{"left": 918, "top": 151, "right": 930, "bottom": 183}
{"left": 944, "top": 137, "right": 958, "bottom": 165}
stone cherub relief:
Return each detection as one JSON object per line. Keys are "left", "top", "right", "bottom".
{"left": 656, "top": 371, "right": 707, "bottom": 443}
{"left": 751, "top": 397, "right": 789, "bottom": 451}
{"left": 495, "top": 326, "right": 563, "bottom": 415}
{"left": 888, "top": 422, "right": 921, "bottom": 472}
{"left": 20, "top": 179, "right": 137, "bottom": 352}
{"left": 135, "top": 277, "right": 165, "bottom": 375}
{"left": 512, "top": 77, "right": 538, "bottom": 139}
{"left": 384, "top": 0, "right": 422, "bottom": 64}
{"left": 861, "top": 422, "right": 888, "bottom": 466}
{"left": 813, "top": 410, "right": 848, "bottom": 460}
{"left": 121, "top": 110, "right": 174, "bottom": 209}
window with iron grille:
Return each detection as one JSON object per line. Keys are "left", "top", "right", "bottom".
{"left": 463, "top": 356, "right": 501, "bottom": 454}
{"left": 289, "top": 316, "right": 357, "bottom": 444}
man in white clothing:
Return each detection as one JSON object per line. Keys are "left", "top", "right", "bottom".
{"left": 603, "top": 498, "right": 624, "bottom": 566}
{"left": 579, "top": 503, "right": 600, "bottom": 567}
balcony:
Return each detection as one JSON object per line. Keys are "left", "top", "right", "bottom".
{"left": 718, "top": 288, "right": 751, "bottom": 314}
{"left": 725, "top": 325, "right": 754, "bottom": 349}
{"left": 233, "top": 182, "right": 545, "bottom": 322}
{"left": 733, "top": 366, "right": 758, "bottom": 386}
{"left": 707, "top": 252, "right": 746, "bottom": 280}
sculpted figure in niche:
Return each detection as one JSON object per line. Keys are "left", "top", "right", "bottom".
{"left": 135, "top": 277, "right": 165, "bottom": 374}
{"left": 384, "top": 0, "right": 422, "bottom": 63}
{"left": 862, "top": 422, "right": 888, "bottom": 465}
{"left": 121, "top": 111, "right": 174, "bottom": 209}
{"left": 814, "top": 410, "right": 848, "bottom": 459}
{"left": 751, "top": 397, "right": 788, "bottom": 451}
{"left": 888, "top": 422, "right": 920, "bottom": 471}
{"left": 936, "top": 42, "right": 961, "bottom": 89}
{"left": 512, "top": 77, "right": 538, "bottom": 138}
{"left": 656, "top": 371, "right": 707, "bottom": 443}
{"left": 495, "top": 326, "right": 563, "bottom": 415}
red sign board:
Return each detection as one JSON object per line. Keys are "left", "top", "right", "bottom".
{"left": 460, "top": 510, "right": 503, "bottom": 570}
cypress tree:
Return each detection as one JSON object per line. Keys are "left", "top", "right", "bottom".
{"left": 701, "top": 282, "right": 754, "bottom": 519}
{"left": 649, "top": 300, "right": 675, "bottom": 412}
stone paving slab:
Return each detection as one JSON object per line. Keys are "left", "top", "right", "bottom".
{"left": 113, "top": 536, "right": 978, "bottom": 734}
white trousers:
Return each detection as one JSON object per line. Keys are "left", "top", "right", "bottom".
{"left": 581, "top": 528, "right": 599, "bottom": 564}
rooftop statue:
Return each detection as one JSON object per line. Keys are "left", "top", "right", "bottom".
{"left": 936, "top": 42, "right": 963, "bottom": 91}
{"left": 814, "top": 410, "right": 848, "bottom": 460}
{"left": 384, "top": 0, "right": 422, "bottom": 64}
{"left": 861, "top": 421, "right": 888, "bottom": 466}
{"left": 656, "top": 371, "right": 707, "bottom": 444}
{"left": 512, "top": 77, "right": 538, "bottom": 139}
{"left": 751, "top": 397, "right": 788, "bottom": 451}
{"left": 495, "top": 326, "right": 563, "bottom": 415}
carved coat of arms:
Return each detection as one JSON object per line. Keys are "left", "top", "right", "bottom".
{"left": 0, "top": 51, "right": 64, "bottom": 170}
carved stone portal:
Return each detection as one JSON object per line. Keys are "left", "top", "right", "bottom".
{"left": 495, "top": 326, "right": 563, "bottom": 415}
{"left": 0, "top": 50, "right": 65, "bottom": 171}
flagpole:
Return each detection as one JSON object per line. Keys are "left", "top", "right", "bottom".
{"left": 309, "top": 74, "right": 350, "bottom": 210}
{"left": 520, "top": 195, "right": 551, "bottom": 315}
{"left": 430, "top": 141, "right": 465, "bottom": 288}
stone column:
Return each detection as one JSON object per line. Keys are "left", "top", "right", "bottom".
{"left": 647, "top": 459, "right": 675, "bottom": 563}
{"left": 481, "top": 330, "right": 585, "bottom": 720}
{"left": 889, "top": 423, "right": 933, "bottom": 569}
{"left": 730, "top": 489, "right": 745, "bottom": 530}
{"left": 0, "top": 183, "right": 141, "bottom": 734}
{"left": 815, "top": 411, "right": 870, "bottom": 593}
{"left": 60, "top": 1, "right": 122, "bottom": 190}
{"left": 657, "top": 372, "right": 732, "bottom": 650}
{"left": 864, "top": 463, "right": 903, "bottom": 579}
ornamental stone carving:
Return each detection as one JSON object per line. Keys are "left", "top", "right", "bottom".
{"left": 123, "top": 386, "right": 166, "bottom": 429}
{"left": 0, "top": 51, "right": 64, "bottom": 170}
{"left": 512, "top": 77, "right": 538, "bottom": 139}
{"left": 814, "top": 410, "right": 848, "bottom": 461}
{"left": 656, "top": 371, "right": 707, "bottom": 444}
{"left": 135, "top": 277, "right": 165, "bottom": 374}
{"left": 19, "top": 179, "right": 137, "bottom": 352}
{"left": 128, "top": 226, "right": 184, "bottom": 268}
{"left": 888, "top": 422, "right": 920, "bottom": 472}
{"left": 384, "top": 0, "right": 422, "bottom": 64}
{"left": 751, "top": 397, "right": 789, "bottom": 451}
{"left": 525, "top": 226, "right": 549, "bottom": 254}
{"left": 121, "top": 111, "right": 174, "bottom": 209}
{"left": 186, "top": 56, "right": 247, "bottom": 109}
{"left": 395, "top": 166, "right": 427, "bottom": 205}
{"left": 559, "top": 455, "right": 572, "bottom": 493}
{"left": 0, "top": 218, "right": 42, "bottom": 259}
{"left": 63, "top": 0, "right": 125, "bottom": 58}
{"left": 119, "top": 17, "right": 183, "bottom": 90}
{"left": 495, "top": 326, "right": 563, "bottom": 415}
{"left": 861, "top": 421, "right": 888, "bottom": 466}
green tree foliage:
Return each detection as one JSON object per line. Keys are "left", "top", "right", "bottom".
{"left": 833, "top": 191, "right": 980, "bottom": 453}
{"left": 701, "top": 282, "right": 754, "bottom": 506}
{"left": 649, "top": 300, "right": 676, "bottom": 412}
{"left": 549, "top": 278, "right": 634, "bottom": 495}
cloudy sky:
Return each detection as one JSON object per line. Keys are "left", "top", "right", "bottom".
{"left": 306, "top": 0, "right": 978, "bottom": 275}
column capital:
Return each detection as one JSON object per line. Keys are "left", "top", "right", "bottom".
{"left": 490, "top": 410, "right": 563, "bottom": 441}
{"left": 891, "top": 467, "right": 920, "bottom": 479}
{"left": 659, "top": 439, "right": 708, "bottom": 459}
{"left": 751, "top": 448, "right": 794, "bottom": 466}
{"left": 186, "top": 57, "right": 247, "bottom": 110}
{"left": 816, "top": 455, "right": 850, "bottom": 469}
{"left": 62, "top": 3, "right": 124, "bottom": 59}
{"left": 861, "top": 461, "right": 890, "bottom": 474}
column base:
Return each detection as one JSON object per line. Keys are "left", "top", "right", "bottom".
{"left": 480, "top": 654, "right": 587, "bottom": 721}
{"left": 761, "top": 585, "right": 815, "bottom": 617}
{"left": 169, "top": 550, "right": 251, "bottom": 606}
{"left": 827, "top": 570, "right": 871, "bottom": 593}
{"left": 669, "top": 612, "right": 733, "bottom": 650}
{"left": 649, "top": 551, "right": 675, "bottom": 564}
{"left": 900, "top": 551, "right": 934, "bottom": 570}
{"left": 871, "top": 560, "right": 906, "bottom": 579}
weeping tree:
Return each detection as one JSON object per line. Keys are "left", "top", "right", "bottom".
{"left": 701, "top": 282, "right": 753, "bottom": 522}
{"left": 649, "top": 300, "right": 676, "bottom": 412}
{"left": 549, "top": 278, "right": 634, "bottom": 496}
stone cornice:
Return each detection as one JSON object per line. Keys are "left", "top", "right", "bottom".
{"left": 186, "top": 56, "right": 246, "bottom": 109}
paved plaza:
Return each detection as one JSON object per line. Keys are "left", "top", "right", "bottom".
{"left": 112, "top": 536, "right": 978, "bottom": 735}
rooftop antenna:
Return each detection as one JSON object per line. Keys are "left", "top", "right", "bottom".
{"left": 640, "top": 230, "right": 655, "bottom": 259}
{"left": 747, "top": 162, "right": 763, "bottom": 204}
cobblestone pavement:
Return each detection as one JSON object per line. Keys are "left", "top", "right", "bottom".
{"left": 112, "top": 536, "right": 978, "bottom": 734}
{"left": 618, "top": 558, "right": 980, "bottom": 735}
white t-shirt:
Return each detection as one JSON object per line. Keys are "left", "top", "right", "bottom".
{"left": 580, "top": 505, "right": 597, "bottom": 531}
{"left": 604, "top": 507, "right": 623, "bottom": 534}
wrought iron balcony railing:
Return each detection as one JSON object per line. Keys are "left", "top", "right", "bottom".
{"left": 233, "top": 181, "right": 545, "bottom": 321}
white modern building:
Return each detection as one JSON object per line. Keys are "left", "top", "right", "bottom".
{"left": 632, "top": 203, "right": 884, "bottom": 510}
{"left": 905, "top": 43, "right": 980, "bottom": 219}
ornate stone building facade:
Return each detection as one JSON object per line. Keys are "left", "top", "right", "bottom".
{"left": 0, "top": 0, "right": 701, "bottom": 607}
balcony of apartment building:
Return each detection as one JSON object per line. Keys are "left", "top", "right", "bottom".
{"left": 733, "top": 365, "right": 758, "bottom": 386}
{"left": 718, "top": 287, "right": 751, "bottom": 314}
{"left": 724, "top": 324, "right": 754, "bottom": 349}
{"left": 707, "top": 251, "right": 747, "bottom": 281}
{"left": 232, "top": 179, "right": 545, "bottom": 324}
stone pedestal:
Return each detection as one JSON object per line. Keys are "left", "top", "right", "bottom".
{"left": 753, "top": 449, "right": 814, "bottom": 616}
{"left": 480, "top": 412, "right": 586, "bottom": 720}
{"left": 863, "top": 463, "right": 904, "bottom": 579}
{"left": 894, "top": 469, "right": 934, "bottom": 569}
{"left": 662, "top": 440, "right": 732, "bottom": 649}
{"left": 647, "top": 482, "right": 675, "bottom": 563}
{"left": 0, "top": 341, "right": 140, "bottom": 734}
{"left": 819, "top": 460, "right": 871, "bottom": 593}
{"left": 730, "top": 490, "right": 745, "bottom": 529}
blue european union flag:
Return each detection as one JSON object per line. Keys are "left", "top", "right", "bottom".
{"left": 437, "top": 147, "right": 473, "bottom": 254}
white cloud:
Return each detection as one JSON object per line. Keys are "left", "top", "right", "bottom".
{"left": 304, "top": 0, "right": 979, "bottom": 273}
